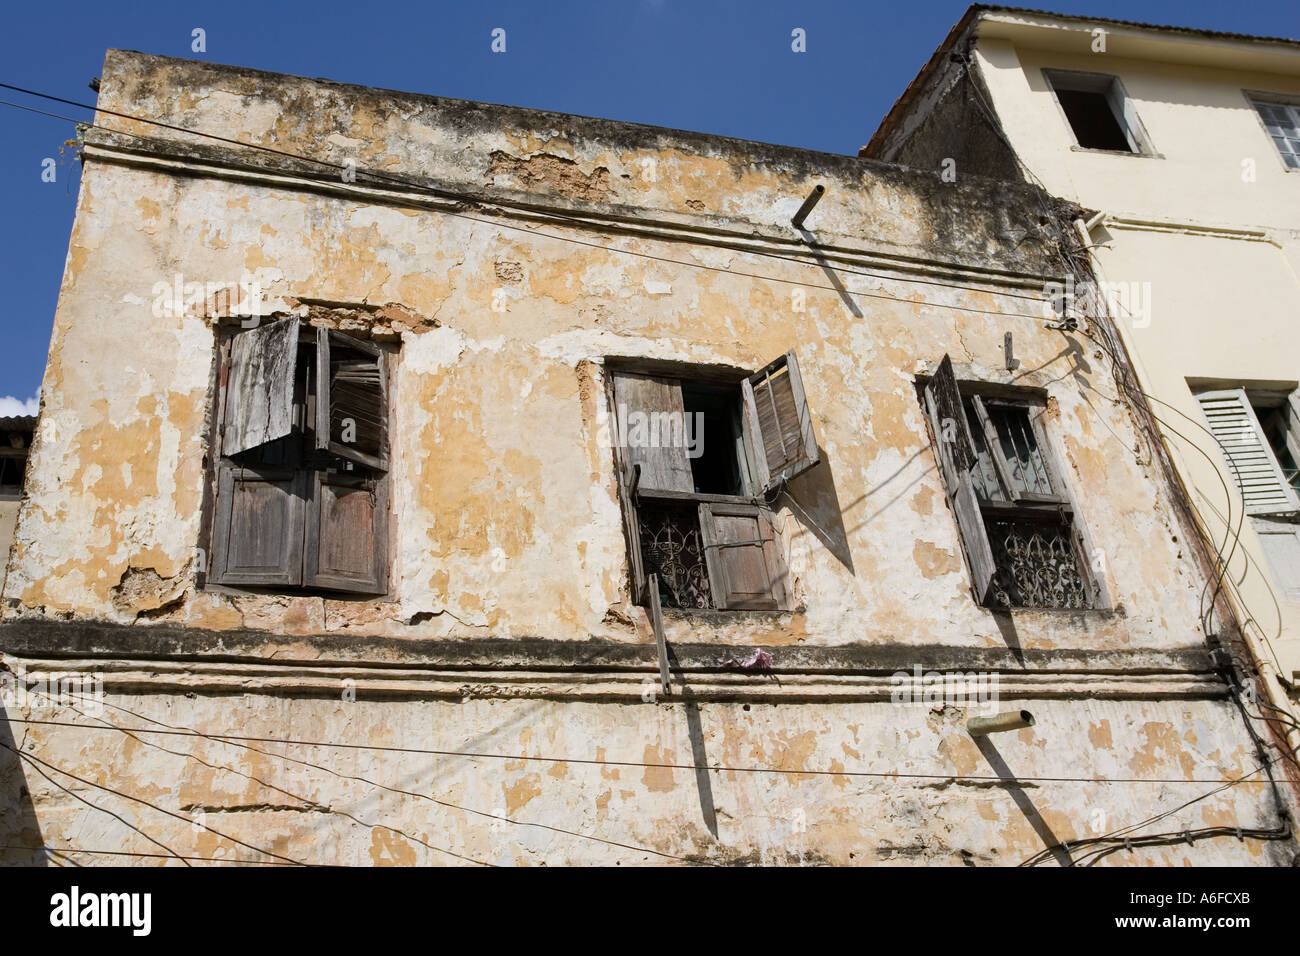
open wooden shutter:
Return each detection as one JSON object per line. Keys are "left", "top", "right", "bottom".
{"left": 1198, "top": 390, "right": 1300, "bottom": 517}
{"left": 1252, "top": 520, "right": 1300, "bottom": 601}
{"left": 610, "top": 371, "right": 694, "bottom": 494}
{"left": 303, "top": 470, "right": 388, "bottom": 594}
{"left": 316, "top": 329, "right": 389, "bottom": 472}
{"left": 742, "top": 350, "right": 819, "bottom": 493}
{"left": 698, "top": 501, "right": 788, "bottom": 610}
{"left": 209, "top": 464, "right": 306, "bottom": 586}
{"left": 224, "top": 317, "right": 300, "bottom": 456}
{"left": 924, "top": 355, "right": 997, "bottom": 604}
{"left": 616, "top": 459, "right": 648, "bottom": 606}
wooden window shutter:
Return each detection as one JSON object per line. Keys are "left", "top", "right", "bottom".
{"left": 316, "top": 328, "right": 389, "bottom": 472}
{"left": 1253, "top": 521, "right": 1300, "bottom": 601}
{"left": 610, "top": 371, "right": 695, "bottom": 494}
{"left": 923, "top": 355, "right": 997, "bottom": 604}
{"left": 223, "top": 317, "right": 300, "bottom": 456}
{"left": 1197, "top": 389, "right": 1300, "bottom": 517}
{"left": 209, "top": 464, "right": 307, "bottom": 586}
{"left": 616, "top": 459, "right": 647, "bottom": 606}
{"left": 742, "top": 350, "right": 819, "bottom": 493}
{"left": 303, "top": 470, "right": 389, "bottom": 594}
{"left": 698, "top": 501, "right": 788, "bottom": 610}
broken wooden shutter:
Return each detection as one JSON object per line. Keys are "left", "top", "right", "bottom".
{"left": 209, "top": 464, "right": 306, "bottom": 586}
{"left": 698, "top": 501, "right": 788, "bottom": 610}
{"left": 610, "top": 371, "right": 694, "bottom": 494}
{"left": 316, "top": 328, "right": 389, "bottom": 472}
{"left": 1198, "top": 389, "right": 1300, "bottom": 517}
{"left": 923, "top": 355, "right": 997, "bottom": 605}
{"left": 742, "top": 350, "right": 819, "bottom": 492}
{"left": 303, "top": 470, "right": 388, "bottom": 594}
{"left": 616, "top": 459, "right": 648, "bottom": 606}
{"left": 223, "top": 316, "right": 300, "bottom": 456}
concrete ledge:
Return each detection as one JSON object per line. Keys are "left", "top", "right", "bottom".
{"left": 0, "top": 619, "right": 1223, "bottom": 703}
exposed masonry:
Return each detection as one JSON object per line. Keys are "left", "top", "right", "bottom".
{"left": 0, "top": 49, "right": 1294, "bottom": 866}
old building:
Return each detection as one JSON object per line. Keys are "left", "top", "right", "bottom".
{"left": 0, "top": 48, "right": 1295, "bottom": 866}
{"left": 863, "top": 4, "right": 1300, "bottom": 747}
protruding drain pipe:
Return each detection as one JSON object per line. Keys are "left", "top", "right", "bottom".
{"left": 967, "top": 710, "right": 1035, "bottom": 736}
{"left": 791, "top": 184, "right": 825, "bottom": 229}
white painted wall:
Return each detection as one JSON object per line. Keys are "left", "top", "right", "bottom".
{"left": 975, "top": 25, "right": 1300, "bottom": 690}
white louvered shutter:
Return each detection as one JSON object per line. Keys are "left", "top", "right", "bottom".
{"left": 1197, "top": 389, "right": 1300, "bottom": 517}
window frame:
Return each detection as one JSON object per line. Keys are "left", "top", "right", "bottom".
{"left": 604, "top": 354, "right": 814, "bottom": 614}
{"left": 920, "top": 359, "right": 1107, "bottom": 611}
{"left": 199, "top": 318, "right": 396, "bottom": 599}
{"left": 1244, "top": 91, "right": 1300, "bottom": 172}
{"left": 1195, "top": 385, "right": 1300, "bottom": 601}
{"left": 1043, "top": 68, "right": 1157, "bottom": 157}
{"left": 1195, "top": 386, "right": 1300, "bottom": 519}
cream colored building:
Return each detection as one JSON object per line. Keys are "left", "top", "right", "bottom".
{"left": 866, "top": 4, "right": 1300, "bottom": 746}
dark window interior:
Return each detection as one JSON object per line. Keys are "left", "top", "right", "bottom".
{"left": 1254, "top": 402, "right": 1300, "bottom": 496}
{"left": 0, "top": 425, "right": 33, "bottom": 496}
{"left": 0, "top": 455, "right": 25, "bottom": 493}
{"left": 682, "top": 383, "right": 744, "bottom": 495}
{"left": 1055, "top": 88, "right": 1133, "bottom": 152}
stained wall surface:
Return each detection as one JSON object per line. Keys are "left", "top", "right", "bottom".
{"left": 0, "top": 50, "right": 1292, "bottom": 866}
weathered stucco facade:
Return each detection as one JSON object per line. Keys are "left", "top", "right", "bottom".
{"left": 1, "top": 49, "right": 1296, "bottom": 866}
{"left": 864, "top": 5, "right": 1300, "bottom": 753}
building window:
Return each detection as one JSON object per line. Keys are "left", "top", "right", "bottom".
{"left": 1249, "top": 96, "right": 1300, "bottom": 170}
{"left": 607, "top": 351, "right": 818, "bottom": 612}
{"left": 1196, "top": 387, "right": 1300, "bottom": 600}
{"left": 1045, "top": 70, "right": 1152, "bottom": 154}
{"left": 206, "top": 316, "right": 391, "bottom": 595}
{"left": 0, "top": 418, "right": 34, "bottom": 500}
{"left": 922, "top": 355, "right": 1100, "bottom": 610}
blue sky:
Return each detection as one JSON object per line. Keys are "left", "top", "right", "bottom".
{"left": 0, "top": 0, "right": 1295, "bottom": 413}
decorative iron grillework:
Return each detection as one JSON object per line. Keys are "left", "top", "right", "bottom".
{"left": 985, "top": 514, "right": 1092, "bottom": 610}
{"left": 639, "top": 505, "right": 712, "bottom": 609}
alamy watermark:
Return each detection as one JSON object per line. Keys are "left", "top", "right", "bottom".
{"left": 890, "top": 665, "right": 999, "bottom": 713}
{"left": 150, "top": 272, "right": 266, "bottom": 323}
{"left": 611, "top": 403, "right": 704, "bottom": 459}
{"left": 1044, "top": 276, "right": 1151, "bottom": 328}
{"left": 1, "top": 664, "right": 104, "bottom": 716}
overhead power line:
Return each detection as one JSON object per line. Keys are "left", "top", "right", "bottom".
{"left": 0, "top": 80, "right": 1075, "bottom": 325}
{"left": 4, "top": 716, "right": 1270, "bottom": 787}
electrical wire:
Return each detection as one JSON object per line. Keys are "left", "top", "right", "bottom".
{"left": 2, "top": 716, "right": 1270, "bottom": 786}
{"left": 0, "top": 844, "right": 301, "bottom": 865}
{"left": 55, "top": 697, "right": 497, "bottom": 868}
{"left": 68, "top": 694, "right": 707, "bottom": 865}
{"left": 4, "top": 70, "right": 1298, "bottom": 860}
{"left": 3, "top": 741, "right": 190, "bottom": 865}
{"left": 0, "top": 738, "right": 310, "bottom": 866}
{"left": 0, "top": 81, "right": 1077, "bottom": 324}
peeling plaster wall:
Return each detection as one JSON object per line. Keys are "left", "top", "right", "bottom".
{"left": 0, "top": 51, "right": 1292, "bottom": 866}
{"left": 2, "top": 51, "right": 1208, "bottom": 656}
{"left": 0, "top": 689, "right": 1288, "bottom": 867}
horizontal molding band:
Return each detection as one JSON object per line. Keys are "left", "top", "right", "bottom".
{"left": 81, "top": 136, "right": 1061, "bottom": 295}
{"left": 0, "top": 620, "right": 1227, "bottom": 701}
{"left": 2, "top": 656, "right": 1227, "bottom": 702}
{"left": 1101, "top": 214, "right": 1279, "bottom": 244}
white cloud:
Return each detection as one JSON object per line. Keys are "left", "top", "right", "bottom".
{"left": 0, "top": 394, "right": 39, "bottom": 417}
